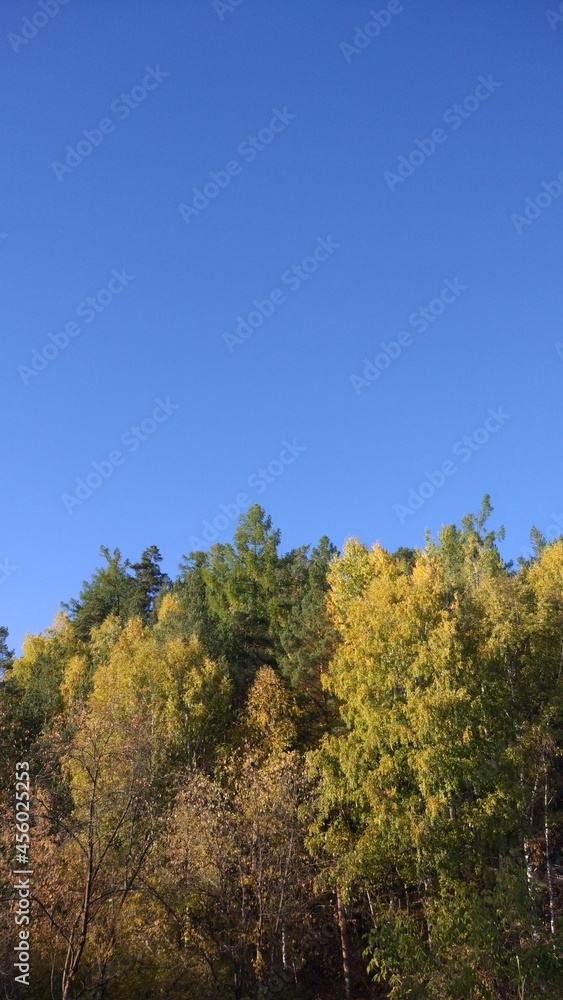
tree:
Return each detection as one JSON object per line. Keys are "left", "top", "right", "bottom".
{"left": 198, "top": 506, "right": 283, "bottom": 697}
{"left": 278, "top": 536, "right": 340, "bottom": 745}
{"left": 2, "top": 615, "right": 83, "bottom": 744}
{"left": 33, "top": 705, "right": 157, "bottom": 1000}
{"left": 130, "top": 545, "right": 169, "bottom": 621}
{"left": 166, "top": 751, "right": 316, "bottom": 999}
{"left": 66, "top": 547, "right": 137, "bottom": 641}
{"left": 0, "top": 625, "right": 12, "bottom": 675}
{"left": 174, "top": 550, "right": 224, "bottom": 659}
{"left": 239, "top": 665, "right": 297, "bottom": 759}
{"left": 311, "top": 503, "right": 563, "bottom": 998}
{"left": 91, "top": 608, "right": 232, "bottom": 772}
{"left": 3, "top": 503, "right": 562, "bottom": 998}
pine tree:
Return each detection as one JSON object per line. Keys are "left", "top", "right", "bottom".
{"left": 66, "top": 546, "right": 137, "bottom": 640}
{"left": 279, "top": 536, "right": 340, "bottom": 744}
{"left": 0, "top": 624, "right": 13, "bottom": 675}
{"left": 130, "top": 545, "right": 169, "bottom": 621}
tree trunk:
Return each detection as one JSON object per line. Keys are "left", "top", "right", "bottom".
{"left": 544, "top": 767, "right": 556, "bottom": 935}
{"left": 336, "top": 885, "right": 353, "bottom": 1000}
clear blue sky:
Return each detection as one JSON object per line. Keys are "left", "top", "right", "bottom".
{"left": 2, "top": 0, "right": 562, "bottom": 653}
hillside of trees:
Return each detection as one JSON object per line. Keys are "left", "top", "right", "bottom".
{"left": 1, "top": 498, "right": 562, "bottom": 999}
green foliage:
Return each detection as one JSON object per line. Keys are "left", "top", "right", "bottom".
{"left": 65, "top": 544, "right": 168, "bottom": 641}
{"left": 65, "top": 546, "right": 138, "bottom": 640}
{"left": 310, "top": 497, "right": 563, "bottom": 998}
{"left": 129, "top": 544, "right": 169, "bottom": 620}
{"left": 2, "top": 499, "right": 562, "bottom": 999}
{"left": 0, "top": 624, "right": 12, "bottom": 672}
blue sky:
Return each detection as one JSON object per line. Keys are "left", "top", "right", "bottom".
{"left": 2, "top": 0, "right": 563, "bottom": 653}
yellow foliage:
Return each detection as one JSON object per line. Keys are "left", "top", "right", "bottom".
{"left": 60, "top": 653, "right": 91, "bottom": 707}
{"left": 88, "top": 613, "right": 125, "bottom": 664}
{"left": 89, "top": 618, "right": 231, "bottom": 762}
{"left": 242, "top": 665, "right": 297, "bottom": 755}
{"left": 156, "top": 591, "right": 181, "bottom": 622}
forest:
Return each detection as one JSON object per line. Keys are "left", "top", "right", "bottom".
{"left": 1, "top": 497, "right": 562, "bottom": 999}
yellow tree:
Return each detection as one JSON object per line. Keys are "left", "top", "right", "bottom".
{"left": 33, "top": 703, "right": 157, "bottom": 1000}
{"left": 90, "top": 600, "right": 232, "bottom": 770}
{"left": 311, "top": 511, "right": 563, "bottom": 998}
{"left": 32, "top": 602, "right": 232, "bottom": 998}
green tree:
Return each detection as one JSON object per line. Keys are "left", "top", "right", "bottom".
{"left": 66, "top": 546, "right": 137, "bottom": 641}
{"left": 311, "top": 502, "right": 563, "bottom": 999}
{"left": 199, "top": 506, "right": 283, "bottom": 697}
{"left": 130, "top": 545, "right": 169, "bottom": 621}
{"left": 278, "top": 536, "right": 340, "bottom": 745}
{"left": 174, "top": 550, "right": 229, "bottom": 662}
{"left": 0, "top": 625, "right": 12, "bottom": 674}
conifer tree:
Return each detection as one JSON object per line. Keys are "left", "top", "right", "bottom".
{"left": 66, "top": 546, "right": 137, "bottom": 641}
{"left": 130, "top": 544, "right": 169, "bottom": 621}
